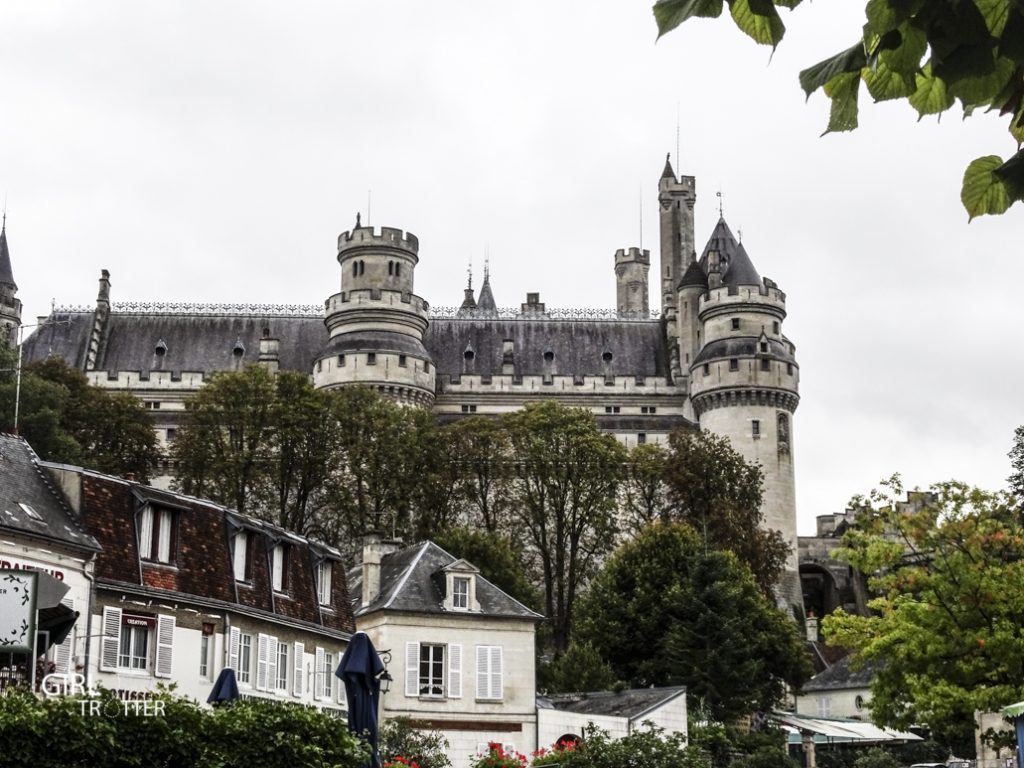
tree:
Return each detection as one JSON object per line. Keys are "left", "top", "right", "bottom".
{"left": 1009, "top": 425, "right": 1024, "bottom": 500}
{"left": 504, "top": 401, "right": 627, "bottom": 653}
{"left": 824, "top": 476, "right": 1024, "bottom": 756}
{"left": 620, "top": 442, "right": 672, "bottom": 536}
{"left": 574, "top": 522, "right": 811, "bottom": 722}
{"left": 661, "top": 430, "right": 790, "bottom": 595}
{"left": 443, "top": 416, "right": 514, "bottom": 532}
{"left": 172, "top": 365, "right": 277, "bottom": 513}
{"left": 652, "top": 0, "right": 1024, "bottom": 218}
{"left": 0, "top": 352, "right": 159, "bottom": 482}
{"left": 538, "top": 640, "right": 618, "bottom": 694}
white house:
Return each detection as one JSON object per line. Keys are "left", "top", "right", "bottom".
{"left": 348, "top": 536, "right": 542, "bottom": 768}
{"left": 536, "top": 687, "right": 688, "bottom": 748}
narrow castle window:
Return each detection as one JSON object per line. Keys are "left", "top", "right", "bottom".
{"left": 729, "top": 359, "right": 738, "bottom": 371}
{"left": 399, "top": 355, "right": 407, "bottom": 367}
{"left": 773, "top": 321, "right": 780, "bottom": 334}
{"left": 352, "top": 262, "right": 358, "bottom": 277}
{"left": 388, "top": 261, "right": 394, "bottom": 276}
{"left": 638, "top": 433, "right": 647, "bottom": 445}
{"left": 367, "top": 353, "right": 376, "bottom": 365}
{"left": 761, "top": 358, "right": 770, "bottom": 371}
{"left": 787, "top": 363, "right": 793, "bottom": 375}
{"left": 338, "top": 354, "right": 346, "bottom": 366}
{"left": 752, "top": 420, "right": 761, "bottom": 439}
{"left": 731, "top": 319, "right": 740, "bottom": 330}
{"left": 703, "top": 364, "right": 710, "bottom": 376}
{"left": 760, "top": 342, "right": 768, "bottom": 353}
{"left": 395, "top": 263, "right": 401, "bottom": 277}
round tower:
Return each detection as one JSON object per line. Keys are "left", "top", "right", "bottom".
{"left": 0, "top": 220, "right": 22, "bottom": 347}
{"left": 687, "top": 234, "right": 800, "bottom": 578}
{"left": 313, "top": 220, "right": 435, "bottom": 407}
{"left": 614, "top": 247, "right": 650, "bottom": 317}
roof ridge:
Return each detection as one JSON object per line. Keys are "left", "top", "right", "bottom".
{"left": 381, "top": 540, "right": 431, "bottom": 609}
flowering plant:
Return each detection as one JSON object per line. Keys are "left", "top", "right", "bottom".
{"left": 472, "top": 742, "right": 529, "bottom": 768}
{"left": 385, "top": 756, "right": 422, "bottom": 768}
{"left": 530, "top": 740, "right": 577, "bottom": 768}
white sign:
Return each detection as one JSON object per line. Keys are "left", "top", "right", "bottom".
{"left": 0, "top": 569, "right": 37, "bottom": 653}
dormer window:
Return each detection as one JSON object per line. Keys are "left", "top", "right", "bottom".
{"left": 453, "top": 577, "right": 470, "bottom": 610}
{"left": 233, "top": 531, "right": 251, "bottom": 582}
{"left": 272, "top": 544, "right": 289, "bottom": 593}
{"left": 138, "top": 504, "right": 176, "bottom": 564}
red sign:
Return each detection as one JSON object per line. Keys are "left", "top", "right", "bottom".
{"left": 122, "top": 613, "right": 157, "bottom": 629}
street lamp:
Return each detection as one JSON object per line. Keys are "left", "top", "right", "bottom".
{"left": 377, "top": 649, "right": 393, "bottom": 694}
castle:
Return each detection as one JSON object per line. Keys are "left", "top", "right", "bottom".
{"left": 9, "top": 158, "right": 801, "bottom": 581}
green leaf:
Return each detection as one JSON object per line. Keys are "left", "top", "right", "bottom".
{"left": 864, "top": 0, "right": 900, "bottom": 37}
{"left": 909, "top": 63, "right": 955, "bottom": 116}
{"left": 862, "top": 60, "right": 918, "bottom": 101}
{"left": 773, "top": 0, "right": 802, "bottom": 8}
{"left": 729, "top": 0, "right": 786, "bottom": 46}
{"left": 999, "top": 5, "right": 1024, "bottom": 64}
{"left": 653, "top": 0, "right": 725, "bottom": 37}
{"left": 976, "top": 0, "right": 1012, "bottom": 37}
{"left": 883, "top": 24, "right": 928, "bottom": 75}
{"left": 799, "top": 42, "right": 867, "bottom": 97}
{"left": 822, "top": 71, "right": 861, "bottom": 133}
{"left": 1011, "top": 106, "right": 1024, "bottom": 144}
{"left": 961, "top": 155, "right": 1013, "bottom": 219}
{"left": 947, "top": 54, "right": 1016, "bottom": 111}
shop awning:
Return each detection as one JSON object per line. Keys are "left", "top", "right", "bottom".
{"left": 771, "top": 712, "right": 922, "bottom": 745}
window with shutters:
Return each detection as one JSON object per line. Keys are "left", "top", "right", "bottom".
{"left": 238, "top": 633, "right": 253, "bottom": 685}
{"left": 137, "top": 504, "right": 176, "bottom": 564}
{"left": 100, "top": 608, "right": 174, "bottom": 677}
{"left": 322, "top": 650, "right": 334, "bottom": 699}
{"left": 475, "top": 645, "right": 503, "bottom": 701}
{"left": 275, "top": 642, "right": 289, "bottom": 692}
{"left": 119, "top": 624, "right": 149, "bottom": 670}
{"left": 419, "top": 644, "right": 445, "bottom": 697}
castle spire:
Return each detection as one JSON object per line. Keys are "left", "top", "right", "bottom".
{"left": 476, "top": 261, "right": 497, "bottom": 316}
{"left": 661, "top": 153, "right": 675, "bottom": 181}
{"left": 0, "top": 215, "right": 15, "bottom": 290}
{"left": 458, "top": 260, "right": 478, "bottom": 315}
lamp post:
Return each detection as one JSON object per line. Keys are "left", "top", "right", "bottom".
{"left": 377, "top": 649, "right": 393, "bottom": 694}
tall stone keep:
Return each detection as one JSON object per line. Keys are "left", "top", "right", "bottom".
{"left": 0, "top": 219, "right": 22, "bottom": 346}
{"left": 614, "top": 247, "right": 650, "bottom": 317}
{"left": 658, "top": 155, "right": 696, "bottom": 379}
{"left": 687, "top": 218, "right": 800, "bottom": 576}
{"left": 312, "top": 218, "right": 436, "bottom": 406}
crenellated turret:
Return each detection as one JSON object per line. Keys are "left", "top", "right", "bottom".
{"left": 658, "top": 154, "right": 696, "bottom": 380}
{"left": 314, "top": 217, "right": 436, "bottom": 406}
{"left": 688, "top": 220, "right": 800, "bottom": 578}
{"left": 0, "top": 218, "right": 22, "bottom": 346}
{"left": 614, "top": 247, "right": 650, "bottom": 317}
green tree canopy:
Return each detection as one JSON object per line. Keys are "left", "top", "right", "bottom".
{"left": 0, "top": 351, "right": 159, "bottom": 481}
{"left": 653, "top": 0, "right": 1024, "bottom": 218}
{"left": 1009, "top": 425, "right": 1024, "bottom": 501}
{"left": 824, "top": 476, "right": 1024, "bottom": 755}
{"left": 504, "top": 401, "right": 627, "bottom": 653}
{"left": 660, "top": 430, "right": 790, "bottom": 595}
{"left": 575, "top": 522, "right": 811, "bottom": 722}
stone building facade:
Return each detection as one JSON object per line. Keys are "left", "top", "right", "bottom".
{"left": 15, "top": 158, "right": 802, "bottom": 596}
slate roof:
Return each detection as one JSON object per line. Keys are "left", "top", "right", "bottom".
{"left": 347, "top": 540, "right": 542, "bottom": 620}
{"left": 0, "top": 434, "right": 100, "bottom": 553}
{"left": 801, "top": 655, "right": 878, "bottom": 693}
{"left": 426, "top": 319, "right": 669, "bottom": 379}
{"left": 60, "top": 466, "right": 355, "bottom": 635}
{"left": 476, "top": 274, "right": 497, "bottom": 315}
{"left": 23, "top": 310, "right": 672, "bottom": 381}
{"left": 692, "top": 337, "right": 797, "bottom": 366}
{"left": 697, "top": 217, "right": 762, "bottom": 288}
{"left": 679, "top": 260, "right": 708, "bottom": 290}
{"left": 539, "top": 686, "right": 687, "bottom": 719}
{"left": 723, "top": 242, "right": 761, "bottom": 288}
{"left": 0, "top": 225, "right": 14, "bottom": 288}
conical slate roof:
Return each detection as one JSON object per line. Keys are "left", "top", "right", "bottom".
{"left": 661, "top": 154, "right": 675, "bottom": 180}
{"left": 723, "top": 241, "right": 761, "bottom": 288}
{"left": 476, "top": 273, "right": 497, "bottom": 315}
{"left": 698, "top": 217, "right": 740, "bottom": 271}
{"left": 0, "top": 224, "right": 15, "bottom": 288}
{"left": 458, "top": 287, "right": 477, "bottom": 312}
{"left": 679, "top": 260, "right": 708, "bottom": 290}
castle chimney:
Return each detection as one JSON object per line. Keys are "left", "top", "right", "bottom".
{"left": 258, "top": 327, "right": 280, "bottom": 374}
{"left": 806, "top": 613, "right": 819, "bottom": 643}
{"left": 361, "top": 532, "right": 402, "bottom": 607}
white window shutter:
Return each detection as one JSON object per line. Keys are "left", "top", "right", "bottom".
{"left": 228, "top": 627, "right": 240, "bottom": 670}
{"left": 490, "top": 646, "right": 503, "bottom": 700}
{"left": 233, "top": 533, "right": 247, "bottom": 581}
{"left": 293, "top": 641, "right": 304, "bottom": 697}
{"left": 138, "top": 507, "right": 153, "bottom": 559}
{"left": 315, "top": 646, "right": 326, "bottom": 699}
{"left": 267, "top": 636, "right": 279, "bottom": 693}
{"left": 155, "top": 615, "right": 175, "bottom": 678}
{"left": 476, "top": 645, "right": 487, "bottom": 699}
{"left": 448, "top": 643, "right": 462, "bottom": 699}
{"left": 405, "top": 642, "right": 419, "bottom": 697}
{"left": 53, "top": 598, "right": 74, "bottom": 674}
{"left": 256, "top": 634, "right": 269, "bottom": 691}
{"left": 100, "top": 606, "right": 121, "bottom": 672}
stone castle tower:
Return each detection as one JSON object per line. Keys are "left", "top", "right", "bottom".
{"left": 312, "top": 216, "right": 436, "bottom": 406}
{"left": 0, "top": 217, "right": 22, "bottom": 346}
{"left": 614, "top": 247, "right": 650, "bottom": 317}
{"left": 659, "top": 158, "right": 801, "bottom": 573}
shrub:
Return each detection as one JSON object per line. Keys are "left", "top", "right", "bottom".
{"left": 851, "top": 748, "right": 902, "bottom": 768}
{"left": 380, "top": 716, "right": 452, "bottom": 768}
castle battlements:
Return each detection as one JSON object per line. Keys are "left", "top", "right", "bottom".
{"left": 614, "top": 247, "right": 650, "bottom": 265}
{"left": 338, "top": 226, "right": 420, "bottom": 254}
{"left": 86, "top": 370, "right": 209, "bottom": 389}
{"left": 437, "top": 372, "right": 688, "bottom": 396}
{"left": 698, "top": 283, "right": 787, "bottom": 315}
{"left": 326, "top": 290, "right": 430, "bottom": 315}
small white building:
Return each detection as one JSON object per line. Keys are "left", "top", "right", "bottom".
{"left": 348, "top": 536, "right": 542, "bottom": 768}
{"left": 796, "top": 656, "right": 875, "bottom": 720}
{"left": 536, "top": 687, "right": 688, "bottom": 748}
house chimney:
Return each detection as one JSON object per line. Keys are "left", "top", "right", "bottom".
{"left": 361, "top": 532, "right": 401, "bottom": 607}
{"left": 806, "top": 613, "right": 819, "bottom": 643}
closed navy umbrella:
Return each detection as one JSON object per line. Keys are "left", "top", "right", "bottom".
{"left": 336, "top": 631, "right": 385, "bottom": 768}
{"left": 207, "top": 667, "right": 240, "bottom": 706}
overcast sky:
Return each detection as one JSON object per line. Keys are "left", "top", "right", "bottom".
{"left": 2, "top": 2, "right": 1020, "bottom": 534}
